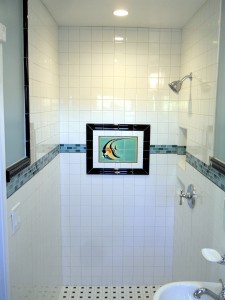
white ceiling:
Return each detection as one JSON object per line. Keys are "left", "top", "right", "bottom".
{"left": 41, "top": 0, "right": 207, "bottom": 28}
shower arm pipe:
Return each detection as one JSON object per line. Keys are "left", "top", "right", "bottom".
{"left": 181, "top": 72, "right": 192, "bottom": 82}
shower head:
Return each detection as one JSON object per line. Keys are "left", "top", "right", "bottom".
{"left": 168, "top": 73, "right": 192, "bottom": 94}
{"left": 168, "top": 80, "right": 182, "bottom": 94}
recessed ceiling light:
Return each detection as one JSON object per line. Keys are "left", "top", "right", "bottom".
{"left": 115, "top": 36, "right": 124, "bottom": 41}
{"left": 113, "top": 9, "right": 128, "bottom": 17}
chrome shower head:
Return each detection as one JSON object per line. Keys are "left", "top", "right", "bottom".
{"left": 168, "top": 80, "right": 182, "bottom": 94}
{"left": 168, "top": 73, "right": 192, "bottom": 94}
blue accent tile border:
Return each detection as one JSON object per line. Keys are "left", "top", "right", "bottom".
{"left": 150, "top": 145, "right": 186, "bottom": 155}
{"left": 186, "top": 152, "right": 225, "bottom": 192}
{"left": 6, "top": 145, "right": 60, "bottom": 198}
{"left": 6, "top": 143, "right": 225, "bottom": 197}
{"left": 5, "top": 144, "right": 186, "bottom": 198}
{"left": 60, "top": 144, "right": 187, "bottom": 155}
{"left": 60, "top": 144, "right": 86, "bottom": 153}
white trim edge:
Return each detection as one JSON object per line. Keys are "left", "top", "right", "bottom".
{"left": 0, "top": 35, "right": 9, "bottom": 299}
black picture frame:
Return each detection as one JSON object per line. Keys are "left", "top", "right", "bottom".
{"left": 86, "top": 124, "right": 150, "bottom": 175}
{"left": 6, "top": 0, "right": 30, "bottom": 182}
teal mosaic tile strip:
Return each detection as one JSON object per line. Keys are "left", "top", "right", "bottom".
{"left": 60, "top": 144, "right": 86, "bottom": 153}
{"left": 6, "top": 144, "right": 186, "bottom": 198}
{"left": 6, "top": 144, "right": 225, "bottom": 197}
{"left": 150, "top": 145, "right": 177, "bottom": 154}
{"left": 150, "top": 145, "right": 186, "bottom": 154}
{"left": 6, "top": 145, "right": 60, "bottom": 198}
{"left": 60, "top": 144, "right": 186, "bottom": 155}
{"left": 186, "top": 152, "right": 225, "bottom": 192}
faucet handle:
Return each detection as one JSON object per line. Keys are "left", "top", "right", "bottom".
{"left": 179, "top": 184, "right": 196, "bottom": 208}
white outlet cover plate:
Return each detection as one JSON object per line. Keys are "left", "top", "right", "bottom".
{"left": 0, "top": 24, "right": 6, "bottom": 43}
{"left": 11, "top": 202, "right": 21, "bottom": 235}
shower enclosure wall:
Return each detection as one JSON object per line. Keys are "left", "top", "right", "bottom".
{"left": 4, "top": 0, "right": 225, "bottom": 299}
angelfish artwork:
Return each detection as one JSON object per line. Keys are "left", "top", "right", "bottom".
{"left": 102, "top": 139, "right": 120, "bottom": 160}
{"left": 99, "top": 136, "right": 138, "bottom": 163}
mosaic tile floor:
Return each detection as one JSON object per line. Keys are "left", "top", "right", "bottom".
{"left": 58, "top": 285, "right": 162, "bottom": 300}
{"left": 11, "top": 285, "right": 61, "bottom": 300}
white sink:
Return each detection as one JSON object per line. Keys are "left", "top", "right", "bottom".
{"left": 154, "top": 282, "right": 221, "bottom": 300}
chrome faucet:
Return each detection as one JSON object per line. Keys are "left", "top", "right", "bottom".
{"left": 193, "top": 279, "right": 225, "bottom": 300}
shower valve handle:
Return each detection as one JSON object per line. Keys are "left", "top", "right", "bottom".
{"left": 179, "top": 184, "right": 196, "bottom": 208}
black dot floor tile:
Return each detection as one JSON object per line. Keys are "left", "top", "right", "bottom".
{"left": 58, "top": 285, "right": 161, "bottom": 300}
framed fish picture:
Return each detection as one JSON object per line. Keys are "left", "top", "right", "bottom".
{"left": 86, "top": 124, "right": 150, "bottom": 175}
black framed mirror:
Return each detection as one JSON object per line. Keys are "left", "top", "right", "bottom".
{"left": 1, "top": 0, "right": 30, "bottom": 182}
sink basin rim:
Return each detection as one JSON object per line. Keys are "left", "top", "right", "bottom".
{"left": 154, "top": 281, "right": 221, "bottom": 300}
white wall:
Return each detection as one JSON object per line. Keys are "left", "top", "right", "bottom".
{"left": 7, "top": 157, "right": 62, "bottom": 300}
{"left": 0, "top": 24, "right": 9, "bottom": 300}
{"left": 59, "top": 27, "right": 180, "bottom": 145}
{"left": 4, "top": 0, "right": 225, "bottom": 295}
{"left": 178, "top": 0, "right": 220, "bottom": 164}
{"left": 174, "top": 163, "right": 225, "bottom": 281}
{"left": 173, "top": 0, "right": 225, "bottom": 281}
{"left": 6, "top": 1, "right": 62, "bottom": 299}
{"left": 28, "top": 0, "right": 60, "bottom": 163}
{"left": 60, "top": 152, "right": 177, "bottom": 285}
{"left": 59, "top": 27, "right": 181, "bottom": 285}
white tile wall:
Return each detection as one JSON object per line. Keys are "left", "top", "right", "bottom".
{"left": 59, "top": 27, "right": 181, "bottom": 146}
{"left": 178, "top": 0, "right": 220, "bottom": 164}
{"left": 7, "top": 156, "right": 62, "bottom": 300}
{"left": 28, "top": 0, "right": 60, "bottom": 163}
{"left": 5, "top": 0, "right": 225, "bottom": 294}
{"left": 59, "top": 27, "right": 181, "bottom": 285}
{"left": 174, "top": 163, "right": 225, "bottom": 281}
{"left": 173, "top": 0, "right": 225, "bottom": 282}
{"left": 6, "top": 1, "right": 62, "bottom": 300}
{"left": 60, "top": 153, "right": 177, "bottom": 286}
